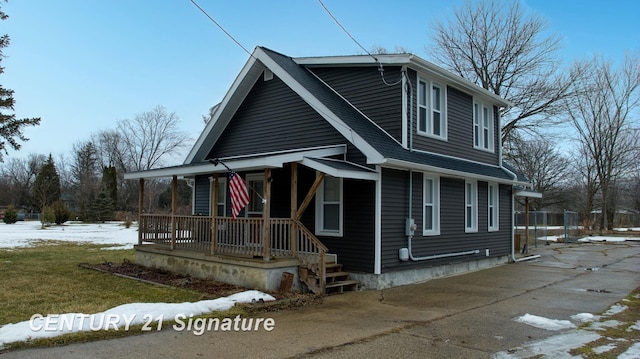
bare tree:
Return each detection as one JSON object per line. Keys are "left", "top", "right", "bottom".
{"left": 504, "top": 134, "right": 570, "bottom": 210}
{"left": 565, "top": 53, "right": 640, "bottom": 231}
{"left": 0, "top": 153, "right": 45, "bottom": 209}
{"left": 428, "top": 0, "right": 579, "bottom": 143}
{"left": 117, "top": 105, "right": 191, "bottom": 171}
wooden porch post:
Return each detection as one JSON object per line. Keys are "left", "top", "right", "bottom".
{"left": 170, "top": 175, "right": 177, "bottom": 250}
{"left": 262, "top": 168, "right": 272, "bottom": 260}
{"left": 290, "top": 163, "right": 298, "bottom": 256}
{"left": 137, "top": 178, "right": 144, "bottom": 245}
{"left": 211, "top": 174, "right": 219, "bottom": 255}
{"left": 295, "top": 172, "right": 325, "bottom": 221}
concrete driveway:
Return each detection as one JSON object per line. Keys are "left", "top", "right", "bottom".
{"left": 3, "top": 241, "right": 639, "bottom": 358}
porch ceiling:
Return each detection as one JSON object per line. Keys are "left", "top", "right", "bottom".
{"left": 124, "top": 145, "right": 347, "bottom": 180}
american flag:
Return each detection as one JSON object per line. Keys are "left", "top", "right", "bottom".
{"left": 228, "top": 171, "right": 249, "bottom": 219}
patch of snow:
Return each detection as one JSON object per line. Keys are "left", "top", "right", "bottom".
{"left": 578, "top": 235, "right": 637, "bottom": 243}
{"left": 571, "top": 313, "right": 597, "bottom": 323}
{"left": 493, "top": 331, "right": 601, "bottom": 359}
{"left": 0, "top": 290, "right": 275, "bottom": 348}
{"left": 592, "top": 343, "right": 617, "bottom": 354}
{"left": 0, "top": 221, "right": 137, "bottom": 249}
{"left": 603, "top": 304, "right": 628, "bottom": 316}
{"left": 589, "top": 320, "right": 624, "bottom": 331}
{"left": 619, "top": 342, "right": 640, "bottom": 359}
{"left": 628, "top": 320, "right": 640, "bottom": 332}
{"left": 515, "top": 313, "right": 576, "bottom": 331}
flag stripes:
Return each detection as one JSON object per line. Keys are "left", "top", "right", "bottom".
{"left": 228, "top": 171, "right": 249, "bottom": 219}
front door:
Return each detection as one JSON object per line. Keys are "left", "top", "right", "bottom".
{"left": 245, "top": 174, "right": 264, "bottom": 246}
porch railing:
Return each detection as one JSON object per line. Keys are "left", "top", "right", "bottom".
{"left": 139, "top": 214, "right": 327, "bottom": 291}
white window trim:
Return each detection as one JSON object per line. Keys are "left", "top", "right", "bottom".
{"left": 465, "top": 180, "right": 478, "bottom": 233}
{"left": 417, "top": 77, "right": 447, "bottom": 141}
{"left": 315, "top": 175, "right": 343, "bottom": 237}
{"left": 217, "top": 177, "right": 227, "bottom": 217}
{"left": 488, "top": 182, "right": 499, "bottom": 232}
{"left": 473, "top": 100, "right": 494, "bottom": 153}
{"left": 422, "top": 174, "right": 440, "bottom": 236}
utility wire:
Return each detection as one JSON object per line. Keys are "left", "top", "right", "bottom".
{"left": 317, "top": 0, "right": 376, "bottom": 62}
{"left": 189, "top": 0, "right": 254, "bottom": 58}
{"left": 317, "top": 0, "right": 403, "bottom": 86}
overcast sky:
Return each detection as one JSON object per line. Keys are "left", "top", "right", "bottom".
{"left": 3, "top": 0, "right": 638, "bottom": 163}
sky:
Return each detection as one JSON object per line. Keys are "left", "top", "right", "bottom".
{"left": 1, "top": 221, "right": 639, "bottom": 356}
{"left": 2, "top": 0, "right": 639, "bottom": 164}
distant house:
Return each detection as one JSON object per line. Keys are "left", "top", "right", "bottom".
{"left": 125, "top": 47, "right": 534, "bottom": 294}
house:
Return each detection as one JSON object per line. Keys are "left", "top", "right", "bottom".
{"left": 124, "top": 46, "right": 535, "bottom": 294}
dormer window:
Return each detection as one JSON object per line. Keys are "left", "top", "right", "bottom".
{"left": 417, "top": 77, "right": 447, "bottom": 140}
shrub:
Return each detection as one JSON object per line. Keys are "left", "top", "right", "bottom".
{"left": 40, "top": 206, "right": 55, "bottom": 228}
{"left": 2, "top": 205, "right": 18, "bottom": 224}
{"left": 51, "top": 200, "right": 73, "bottom": 225}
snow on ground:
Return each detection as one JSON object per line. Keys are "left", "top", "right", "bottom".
{"left": 495, "top": 306, "right": 640, "bottom": 358}
{"left": 0, "top": 221, "right": 276, "bottom": 349}
{"left": 0, "top": 221, "right": 138, "bottom": 250}
{"left": 0, "top": 290, "right": 275, "bottom": 349}
{"left": 515, "top": 314, "right": 575, "bottom": 331}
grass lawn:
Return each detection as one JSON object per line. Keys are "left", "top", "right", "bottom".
{"left": 0, "top": 240, "right": 242, "bottom": 350}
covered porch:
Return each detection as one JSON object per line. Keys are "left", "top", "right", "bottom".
{"left": 124, "top": 146, "right": 376, "bottom": 293}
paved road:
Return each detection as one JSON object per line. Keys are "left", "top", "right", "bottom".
{"left": 2, "top": 241, "right": 639, "bottom": 358}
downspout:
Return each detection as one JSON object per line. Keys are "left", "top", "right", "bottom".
{"left": 503, "top": 167, "right": 541, "bottom": 262}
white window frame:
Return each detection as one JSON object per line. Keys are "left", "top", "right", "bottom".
{"left": 423, "top": 174, "right": 440, "bottom": 236}
{"left": 488, "top": 182, "right": 499, "bottom": 232}
{"left": 473, "top": 100, "right": 494, "bottom": 152}
{"left": 315, "top": 174, "right": 343, "bottom": 237}
{"left": 216, "top": 177, "right": 227, "bottom": 217}
{"left": 417, "top": 77, "right": 447, "bottom": 140}
{"left": 465, "top": 180, "right": 478, "bottom": 233}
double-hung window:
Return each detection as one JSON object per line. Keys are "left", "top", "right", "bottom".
{"left": 423, "top": 175, "right": 440, "bottom": 235}
{"left": 418, "top": 77, "right": 447, "bottom": 140}
{"left": 473, "top": 101, "right": 494, "bottom": 152}
{"left": 488, "top": 183, "right": 499, "bottom": 231}
{"left": 465, "top": 180, "right": 478, "bottom": 232}
{"left": 315, "top": 175, "right": 343, "bottom": 237}
{"left": 216, "top": 177, "right": 227, "bottom": 216}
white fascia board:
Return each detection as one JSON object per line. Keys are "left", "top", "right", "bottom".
{"left": 383, "top": 158, "right": 530, "bottom": 186}
{"left": 125, "top": 145, "right": 346, "bottom": 180}
{"left": 255, "top": 48, "right": 385, "bottom": 165}
{"left": 184, "top": 51, "right": 263, "bottom": 164}
{"left": 300, "top": 158, "right": 380, "bottom": 181}
{"left": 294, "top": 54, "right": 411, "bottom": 67}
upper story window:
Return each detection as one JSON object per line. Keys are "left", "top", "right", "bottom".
{"left": 315, "top": 174, "right": 343, "bottom": 237}
{"left": 418, "top": 77, "right": 447, "bottom": 140}
{"left": 473, "top": 100, "right": 494, "bottom": 152}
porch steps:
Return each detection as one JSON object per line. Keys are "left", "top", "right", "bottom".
{"left": 299, "top": 260, "right": 359, "bottom": 295}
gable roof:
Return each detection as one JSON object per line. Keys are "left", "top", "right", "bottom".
{"left": 179, "top": 47, "right": 524, "bottom": 184}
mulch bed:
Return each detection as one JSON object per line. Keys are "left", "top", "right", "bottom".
{"left": 82, "top": 260, "right": 323, "bottom": 309}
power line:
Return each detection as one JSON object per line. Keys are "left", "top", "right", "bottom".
{"left": 317, "top": 0, "right": 404, "bottom": 87}
{"left": 189, "top": 0, "right": 254, "bottom": 58}
{"left": 317, "top": 0, "right": 376, "bottom": 62}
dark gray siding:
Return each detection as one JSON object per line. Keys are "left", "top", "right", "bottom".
{"left": 380, "top": 167, "right": 512, "bottom": 272}
{"left": 407, "top": 70, "right": 499, "bottom": 166}
{"left": 193, "top": 175, "right": 210, "bottom": 215}
{"left": 297, "top": 165, "right": 375, "bottom": 273}
{"left": 310, "top": 66, "right": 404, "bottom": 143}
{"left": 207, "top": 75, "right": 347, "bottom": 159}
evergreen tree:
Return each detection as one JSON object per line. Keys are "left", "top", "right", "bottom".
{"left": 2, "top": 204, "right": 17, "bottom": 224}
{"left": 31, "top": 154, "right": 61, "bottom": 211}
{"left": 90, "top": 190, "right": 114, "bottom": 223}
{"left": 0, "top": 2, "right": 41, "bottom": 161}
{"left": 102, "top": 166, "right": 118, "bottom": 209}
